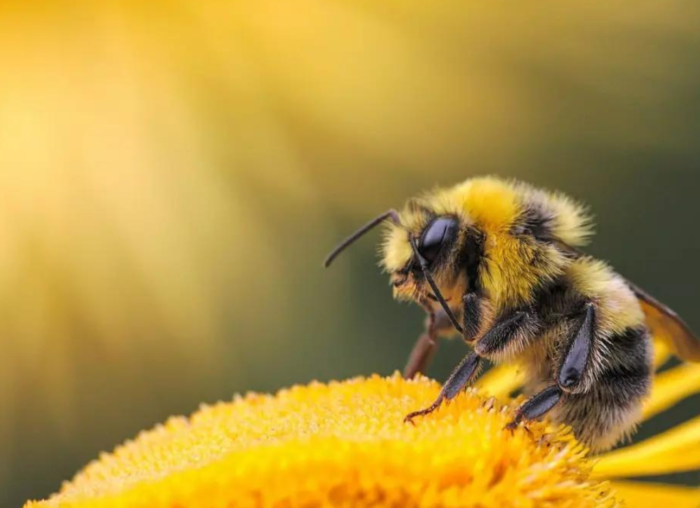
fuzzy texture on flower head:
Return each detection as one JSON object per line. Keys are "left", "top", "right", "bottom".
{"left": 26, "top": 374, "right": 615, "bottom": 508}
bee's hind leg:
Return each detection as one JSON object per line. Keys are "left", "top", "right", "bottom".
{"left": 557, "top": 303, "right": 595, "bottom": 391}
{"left": 505, "top": 303, "right": 595, "bottom": 431}
{"left": 404, "top": 352, "right": 481, "bottom": 424}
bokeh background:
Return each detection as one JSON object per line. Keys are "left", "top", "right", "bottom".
{"left": 2, "top": 1, "right": 700, "bottom": 506}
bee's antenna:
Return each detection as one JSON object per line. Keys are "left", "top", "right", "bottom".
{"left": 324, "top": 209, "right": 401, "bottom": 268}
{"left": 409, "top": 236, "right": 464, "bottom": 334}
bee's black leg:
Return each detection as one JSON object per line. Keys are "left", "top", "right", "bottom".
{"left": 557, "top": 303, "right": 595, "bottom": 391}
{"left": 403, "top": 313, "right": 438, "bottom": 379}
{"left": 404, "top": 352, "right": 481, "bottom": 424}
{"left": 473, "top": 309, "right": 536, "bottom": 357}
{"left": 403, "top": 287, "right": 487, "bottom": 378}
{"left": 504, "top": 303, "right": 595, "bottom": 431}
{"left": 462, "top": 291, "right": 482, "bottom": 342}
{"left": 505, "top": 385, "right": 563, "bottom": 431}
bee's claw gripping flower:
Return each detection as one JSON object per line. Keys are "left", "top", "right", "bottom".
{"left": 26, "top": 374, "right": 617, "bottom": 508}
{"left": 402, "top": 397, "right": 443, "bottom": 424}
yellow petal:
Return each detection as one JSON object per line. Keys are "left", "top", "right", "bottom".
{"left": 653, "top": 338, "right": 671, "bottom": 369}
{"left": 643, "top": 362, "right": 700, "bottom": 420}
{"left": 594, "top": 415, "right": 700, "bottom": 477}
{"left": 475, "top": 363, "right": 524, "bottom": 398}
{"left": 611, "top": 481, "right": 700, "bottom": 508}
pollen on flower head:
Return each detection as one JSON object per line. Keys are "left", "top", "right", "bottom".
{"left": 25, "top": 374, "right": 617, "bottom": 508}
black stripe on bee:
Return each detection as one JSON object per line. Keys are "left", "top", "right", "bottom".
{"left": 532, "top": 277, "right": 586, "bottom": 324}
{"left": 597, "top": 326, "right": 652, "bottom": 403}
{"left": 512, "top": 204, "right": 556, "bottom": 242}
{"left": 457, "top": 226, "right": 484, "bottom": 293}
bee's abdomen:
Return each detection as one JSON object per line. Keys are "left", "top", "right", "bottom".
{"left": 597, "top": 326, "right": 652, "bottom": 401}
{"left": 553, "top": 325, "right": 652, "bottom": 452}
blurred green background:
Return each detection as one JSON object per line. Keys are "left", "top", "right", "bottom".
{"left": 2, "top": 1, "right": 700, "bottom": 506}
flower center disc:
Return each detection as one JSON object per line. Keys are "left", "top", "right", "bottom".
{"left": 27, "top": 374, "right": 616, "bottom": 508}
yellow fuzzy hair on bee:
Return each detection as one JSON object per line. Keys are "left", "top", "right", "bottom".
{"left": 381, "top": 177, "right": 592, "bottom": 309}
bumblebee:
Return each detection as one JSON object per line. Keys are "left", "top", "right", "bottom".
{"left": 325, "top": 177, "right": 699, "bottom": 451}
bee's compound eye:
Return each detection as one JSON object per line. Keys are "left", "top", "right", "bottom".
{"left": 418, "top": 217, "right": 457, "bottom": 264}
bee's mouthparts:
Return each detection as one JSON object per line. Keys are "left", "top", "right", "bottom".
{"left": 426, "top": 294, "right": 451, "bottom": 303}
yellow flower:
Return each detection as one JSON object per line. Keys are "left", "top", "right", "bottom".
{"left": 25, "top": 340, "right": 700, "bottom": 508}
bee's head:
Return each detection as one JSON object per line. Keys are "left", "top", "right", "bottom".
{"left": 325, "top": 202, "right": 479, "bottom": 334}
{"left": 380, "top": 208, "right": 472, "bottom": 314}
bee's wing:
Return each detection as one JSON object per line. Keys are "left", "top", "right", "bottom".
{"left": 554, "top": 241, "right": 700, "bottom": 362}
{"left": 626, "top": 280, "right": 700, "bottom": 362}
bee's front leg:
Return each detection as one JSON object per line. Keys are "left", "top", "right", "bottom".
{"left": 404, "top": 351, "right": 482, "bottom": 424}
{"left": 403, "top": 291, "right": 490, "bottom": 421}
{"left": 462, "top": 291, "right": 483, "bottom": 342}
{"left": 403, "top": 313, "right": 439, "bottom": 379}
{"left": 403, "top": 305, "right": 457, "bottom": 379}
